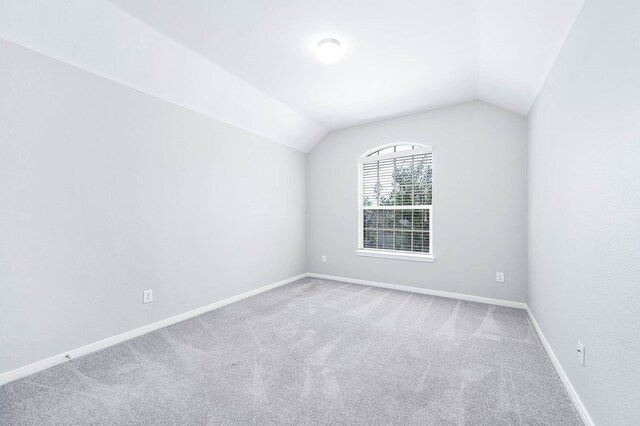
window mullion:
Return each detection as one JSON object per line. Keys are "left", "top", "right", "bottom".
{"left": 376, "top": 156, "right": 380, "bottom": 207}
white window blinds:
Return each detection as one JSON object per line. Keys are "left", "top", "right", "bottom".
{"left": 362, "top": 150, "right": 432, "bottom": 207}
{"left": 359, "top": 146, "right": 433, "bottom": 255}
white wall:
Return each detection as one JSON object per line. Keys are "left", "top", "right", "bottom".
{"left": 528, "top": 0, "right": 640, "bottom": 424}
{"left": 307, "top": 101, "right": 528, "bottom": 302}
{"left": 0, "top": 40, "right": 306, "bottom": 375}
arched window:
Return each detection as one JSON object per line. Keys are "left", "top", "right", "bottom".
{"left": 357, "top": 143, "right": 434, "bottom": 261}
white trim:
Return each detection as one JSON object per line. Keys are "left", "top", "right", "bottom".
{"left": 357, "top": 143, "right": 434, "bottom": 257}
{"left": 358, "top": 156, "right": 364, "bottom": 248}
{"left": 306, "top": 273, "right": 526, "bottom": 309}
{"left": 0, "top": 273, "right": 306, "bottom": 386}
{"left": 307, "top": 273, "right": 591, "bottom": 423}
{"left": 1, "top": 271, "right": 591, "bottom": 426}
{"left": 526, "top": 307, "right": 594, "bottom": 426}
{"left": 358, "top": 145, "right": 433, "bottom": 163}
{"left": 363, "top": 205, "right": 430, "bottom": 210}
{"left": 360, "top": 142, "right": 430, "bottom": 158}
{"left": 356, "top": 249, "right": 435, "bottom": 262}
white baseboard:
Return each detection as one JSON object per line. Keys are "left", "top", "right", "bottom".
{"left": 309, "top": 272, "right": 591, "bottom": 424}
{"left": 306, "top": 273, "right": 527, "bottom": 309}
{"left": 526, "top": 307, "right": 594, "bottom": 426}
{"left": 1, "top": 271, "right": 591, "bottom": 426}
{"left": 0, "top": 273, "right": 306, "bottom": 386}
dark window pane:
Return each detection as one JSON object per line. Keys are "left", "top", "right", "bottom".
{"left": 395, "top": 231, "right": 412, "bottom": 251}
{"left": 363, "top": 229, "right": 378, "bottom": 249}
{"left": 381, "top": 231, "right": 394, "bottom": 249}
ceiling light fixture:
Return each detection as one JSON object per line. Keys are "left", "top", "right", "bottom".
{"left": 316, "top": 38, "right": 342, "bottom": 64}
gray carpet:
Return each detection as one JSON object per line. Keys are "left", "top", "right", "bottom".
{"left": 0, "top": 278, "right": 582, "bottom": 425}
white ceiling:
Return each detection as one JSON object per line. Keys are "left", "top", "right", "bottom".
{"left": 108, "top": 0, "right": 584, "bottom": 129}
{"left": 0, "top": 0, "right": 327, "bottom": 152}
{"left": 1, "top": 0, "right": 584, "bottom": 151}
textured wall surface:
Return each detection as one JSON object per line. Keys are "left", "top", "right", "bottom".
{"left": 528, "top": 0, "right": 640, "bottom": 423}
{"left": 0, "top": 40, "right": 306, "bottom": 374}
{"left": 307, "top": 101, "right": 528, "bottom": 303}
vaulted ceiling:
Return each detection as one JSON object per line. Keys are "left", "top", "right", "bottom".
{"left": 1, "top": 0, "right": 584, "bottom": 151}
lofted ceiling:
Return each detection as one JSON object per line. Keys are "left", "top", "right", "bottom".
{"left": 108, "top": 0, "right": 584, "bottom": 128}
{"left": 0, "top": 0, "right": 584, "bottom": 151}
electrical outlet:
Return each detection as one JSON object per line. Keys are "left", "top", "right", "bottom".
{"left": 321, "top": 255, "right": 327, "bottom": 263}
{"left": 496, "top": 272, "right": 505, "bottom": 283}
{"left": 143, "top": 289, "right": 153, "bottom": 304}
{"left": 577, "top": 341, "right": 585, "bottom": 366}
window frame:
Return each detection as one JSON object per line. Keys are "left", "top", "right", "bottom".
{"left": 356, "top": 143, "right": 435, "bottom": 262}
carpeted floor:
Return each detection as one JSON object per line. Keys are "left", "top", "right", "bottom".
{"left": 0, "top": 278, "right": 582, "bottom": 425}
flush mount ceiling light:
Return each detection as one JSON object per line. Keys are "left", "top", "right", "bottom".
{"left": 316, "top": 38, "right": 342, "bottom": 64}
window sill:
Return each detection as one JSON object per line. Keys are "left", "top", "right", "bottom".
{"left": 356, "top": 249, "right": 435, "bottom": 263}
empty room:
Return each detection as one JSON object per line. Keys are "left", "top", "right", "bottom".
{"left": 1, "top": 0, "right": 638, "bottom": 424}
